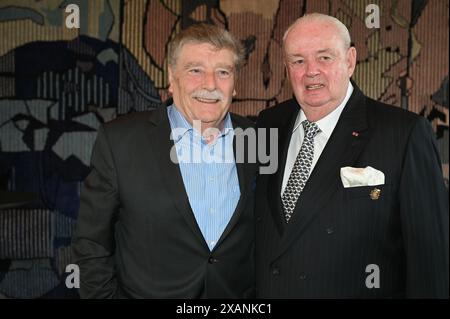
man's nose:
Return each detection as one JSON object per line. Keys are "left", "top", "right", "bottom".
{"left": 203, "top": 71, "right": 217, "bottom": 90}
{"left": 305, "top": 61, "right": 320, "bottom": 77}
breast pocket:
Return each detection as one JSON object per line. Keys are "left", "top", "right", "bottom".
{"left": 343, "top": 184, "right": 393, "bottom": 201}
{"left": 338, "top": 184, "right": 396, "bottom": 236}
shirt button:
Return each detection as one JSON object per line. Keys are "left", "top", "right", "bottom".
{"left": 209, "top": 208, "right": 215, "bottom": 214}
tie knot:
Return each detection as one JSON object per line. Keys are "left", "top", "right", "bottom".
{"left": 302, "top": 120, "right": 321, "bottom": 138}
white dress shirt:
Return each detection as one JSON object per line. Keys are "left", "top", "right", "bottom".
{"left": 281, "top": 82, "right": 354, "bottom": 195}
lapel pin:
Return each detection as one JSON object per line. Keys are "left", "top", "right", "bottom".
{"left": 369, "top": 188, "right": 381, "bottom": 200}
{"left": 352, "top": 131, "right": 359, "bottom": 137}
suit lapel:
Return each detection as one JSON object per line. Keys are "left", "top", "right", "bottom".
{"left": 267, "top": 102, "right": 299, "bottom": 235}
{"left": 273, "top": 87, "right": 370, "bottom": 260}
{"left": 148, "top": 107, "right": 209, "bottom": 250}
{"left": 215, "top": 114, "right": 253, "bottom": 248}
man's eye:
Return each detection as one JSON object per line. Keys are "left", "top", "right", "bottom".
{"left": 292, "top": 60, "right": 304, "bottom": 65}
{"left": 217, "top": 70, "right": 230, "bottom": 77}
{"left": 188, "top": 68, "right": 201, "bottom": 74}
{"left": 319, "top": 56, "right": 332, "bottom": 61}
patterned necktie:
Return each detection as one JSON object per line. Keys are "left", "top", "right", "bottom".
{"left": 282, "top": 120, "right": 321, "bottom": 223}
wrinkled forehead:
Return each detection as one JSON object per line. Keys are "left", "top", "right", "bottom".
{"left": 168, "top": 45, "right": 236, "bottom": 77}
{"left": 175, "top": 41, "right": 238, "bottom": 67}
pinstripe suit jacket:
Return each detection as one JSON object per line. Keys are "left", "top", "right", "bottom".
{"left": 255, "top": 84, "right": 449, "bottom": 298}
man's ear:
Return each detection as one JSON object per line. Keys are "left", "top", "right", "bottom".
{"left": 233, "top": 89, "right": 236, "bottom": 97}
{"left": 284, "top": 60, "right": 292, "bottom": 85}
{"left": 168, "top": 66, "right": 174, "bottom": 94}
{"left": 346, "top": 47, "right": 357, "bottom": 77}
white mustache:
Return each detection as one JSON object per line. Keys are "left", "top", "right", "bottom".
{"left": 191, "top": 89, "right": 224, "bottom": 101}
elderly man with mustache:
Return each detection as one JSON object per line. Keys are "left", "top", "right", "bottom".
{"left": 72, "top": 24, "right": 257, "bottom": 298}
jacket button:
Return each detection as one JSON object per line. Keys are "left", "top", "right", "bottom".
{"left": 208, "top": 257, "right": 218, "bottom": 264}
{"left": 272, "top": 267, "right": 280, "bottom": 276}
{"left": 299, "top": 272, "right": 307, "bottom": 280}
{"left": 326, "top": 227, "right": 335, "bottom": 234}
{"left": 256, "top": 217, "right": 262, "bottom": 223}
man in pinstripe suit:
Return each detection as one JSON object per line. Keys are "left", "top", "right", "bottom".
{"left": 255, "top": 13, "right": 448, "bottom": 298}
{"left": 72, "top": 24, "right": 257, "bottom": 298}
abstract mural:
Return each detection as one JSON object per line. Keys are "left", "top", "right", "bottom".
{"left": 0, "top": 0, "right": 448, "bottom": 298}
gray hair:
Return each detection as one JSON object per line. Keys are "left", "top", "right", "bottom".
{"left": 283, "top": 13, "right": 352, "bottom": 50}
{"left": 168, "top": 23, "right": 245, "bottom": 70}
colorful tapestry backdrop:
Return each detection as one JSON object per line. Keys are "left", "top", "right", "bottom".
{"left": 0, "top": 0, "right": 448, "bottom": 298}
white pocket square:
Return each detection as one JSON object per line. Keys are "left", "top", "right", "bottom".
{"left": 340, "top": 166, "right": 385, "bottom": 188}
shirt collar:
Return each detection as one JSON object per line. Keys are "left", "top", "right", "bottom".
{"left": 167, "top": 104, "right": 233, "bottom": 143}
{"left": 293, "top": 82, "right": 354, "bottom": 139}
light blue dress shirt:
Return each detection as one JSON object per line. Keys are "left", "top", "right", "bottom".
{"left": 167, "top": 105, "right": 241, "bottom": 251}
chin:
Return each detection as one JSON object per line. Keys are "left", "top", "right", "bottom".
{"left": 304, "top": 94, "right": 331, "bottom": 105}
{"left": 198, "top": 109, "right": 222, "bottom": 118}
{"left": 201, "top": 118, "right": 221, "bottom": 125}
